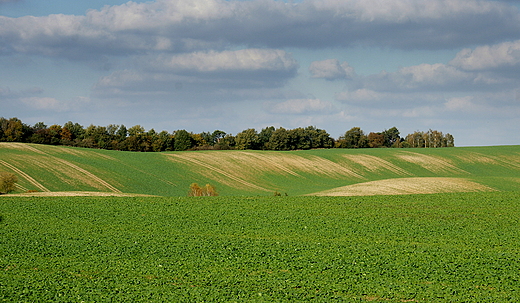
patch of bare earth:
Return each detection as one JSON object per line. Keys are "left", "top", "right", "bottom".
{"left": 310, "top": 177, "right": 495, "bottom": 196}
{"left": 2, "top": 191, "right": 154, "bottom": 197}
{"left": 165, "top": 151, "right": 362, "bottom": 191}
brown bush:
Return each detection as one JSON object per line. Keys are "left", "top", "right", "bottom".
{"left": 0, "top": 172, "right": 18, "bottom": 194}
{"left": 188, "top": 183, "right": 218, "bottom": 196}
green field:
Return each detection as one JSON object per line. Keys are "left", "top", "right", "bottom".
{"left": 1, "top": 144, "right": 520, "bottom": 301}
{"left": 1, "top": 143, "right": 519, "bottom": 196}
{"left": 1, "top": 192, "right": 519, "bottom": 302}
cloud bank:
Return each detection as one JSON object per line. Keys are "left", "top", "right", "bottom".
{"left": 2, "top": 0, "right": 520, "bottom": 145}
{"left": 2, "top": 0, "right": 520, "bottom": 60}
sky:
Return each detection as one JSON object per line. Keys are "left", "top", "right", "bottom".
{"left": 1, "top": 0, "right": 520, "bottom": 146}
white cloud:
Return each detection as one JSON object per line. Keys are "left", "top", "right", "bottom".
{"left": 335, "top": 88, "right": 384, "bottom": 103}
{"left": 392, "top": 63, "right": 475, "bottom": 88}
{"left": 148, "top": 49, "right": 298, "bottom": 73}
{"left": 264, "top": 98, "right": 336, "bottom": 115}
{"left": 309, "top": 59, "right": 355, "bottom": 80}
{"left": 93, "top": 48, "right": 299, "bottom": 99}
{"left": 20, "top": 97, "right": 62, "bottom": 110}
{"left": 329, "top": 39, "right": 520, "bottom": 104}
{"left": 449, "top": 40, "right": 520, "bottom": 71}
{"left": 335, "top": 88, "right": 444, "bottom": 110}
{"left": 356, "top": 63, "right": 480, "bottom": 92}
{"left": 444, "top": 96, "right": 475, "bottom": 111}
{"left": 2, "top": 0, "right": 520, "bottom": 61}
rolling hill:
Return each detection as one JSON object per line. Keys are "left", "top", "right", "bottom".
{"left": 1, "top": 142, "right": 519, "bottom": 196}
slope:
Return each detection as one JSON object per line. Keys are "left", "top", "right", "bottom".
{"left": 0, "top": 143, "right": 519, "bottom": 196}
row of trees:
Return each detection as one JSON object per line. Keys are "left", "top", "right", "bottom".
{"left": 0, "top": 117, "right": 454, "bottom": 152}
{"left": 336, "top": 127, "right": 455, "bottom": 148}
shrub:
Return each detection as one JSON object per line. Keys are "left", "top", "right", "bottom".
{"left": 0, "top": 172, "right": 18, "bottom": 194}
{"left": 188, "top": 183, "right": 218, "bottom": 196}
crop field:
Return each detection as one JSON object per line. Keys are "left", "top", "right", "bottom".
{"left": 1, "top": 143, "right": 520, "bottom": 197}
{"left": 1, "top": 192, "right": 520, "bottom": 302}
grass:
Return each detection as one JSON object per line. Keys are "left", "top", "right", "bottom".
{"left": 0, "top": 143, "right": 519, "bottom": 196}
{"left": 1, "top": 192, "right": 519, "bottom": 301}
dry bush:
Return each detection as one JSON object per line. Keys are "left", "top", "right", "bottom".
{"left": 188, "top": 183, "right": 218, "bottom": 196}
{"left": 0, "top": 172, "right": 18, "bottom": 194}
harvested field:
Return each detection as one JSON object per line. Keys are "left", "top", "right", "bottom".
{"left": 310, "top": 177, "right": 495, "bottom": 196}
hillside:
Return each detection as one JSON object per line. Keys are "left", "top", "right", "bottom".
{"left": 1, "top": 142, "right": 519, "bottom": 196}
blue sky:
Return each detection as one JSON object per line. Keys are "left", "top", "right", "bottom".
{"left": 2, "top": 0, "right": 520, "bottom": 146}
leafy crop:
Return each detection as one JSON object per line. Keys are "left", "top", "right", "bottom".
{"left": 1, "top": 192, "right": 519, "bottom": 301}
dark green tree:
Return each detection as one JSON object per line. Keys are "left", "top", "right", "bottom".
{"left": 258, "top": 126, "right": 275, "bottom": 150}
{"left": 268, "top": 127, "right": 290, "bottom": 150}
{"left": 337, "top": 127, "right": 367, "bottom": 148}
{"left": 211, "top": 130, "right": 226, "bottom": 145}
{"left": 235, "top": 128, "right": 258, "bottom": 150}
{"left": 174, "top": 129, "right": 193, "bottom": 151}
{"left": 382, "top": 127, "right": 400, "bottom": 147}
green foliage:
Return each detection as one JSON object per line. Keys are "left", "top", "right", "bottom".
{"left": 1, "top": 116, "right": 457, "bottom": 152}
{"left": 337, "top": 126, "right": 368, "bottom": 148}
{"left": 0, "top": 193, "right": 519, "bottom": 301}
{"left": 173, "top": 129, "right": 193, "bottom": 151}
{"left": 235, "top": 128, "right": 258, "bottom": 150}
{"left": 0, "top": 171, "right": 17, "bottom": 194}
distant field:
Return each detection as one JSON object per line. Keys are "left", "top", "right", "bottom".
{"left": 1, "top": 193, "right": 519, "bottom": 301}
{"left": 1, "top": 143, "right": 519, "bottom": 196}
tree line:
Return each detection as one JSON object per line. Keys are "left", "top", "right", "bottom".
{"left": 0, "top": 117, "right": 454, "bottom": 152}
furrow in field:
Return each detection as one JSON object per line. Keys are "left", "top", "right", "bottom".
{"left": 342, "top": 154, "right": 412, "bottom": 176}
{"left": 0, "top": 160, "right": 50, "bottom": 192}
{"left": 7, "top": 143, "right": 122, "bottom": 193}
{"left": 167, "top": 154, "right": 270, "bottom": 191}
{"left": 167, "top": 151, "right": 363, "bottom": 183}
{"left": 0, "top": 142, "right": 46, "bottom": 154}
{"left": 240, "top": 152, "right": 301, "bottom": 177}
{"left": 15, "top": 184, "right": 29, "bottom": 191}
{"left": 53, "top": 159, "right": 122, "bottom": 193}
{"left": 396, "top": 151, "right": 468, "bottom": 174}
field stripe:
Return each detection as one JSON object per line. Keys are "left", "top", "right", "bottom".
{"left": 15, "top": 184, "right": 29, "bottom": 191}
{"left": 240, "top": 152, "right": 301, "bottom": 177}
{"left": 16, "top": 145, "right": 122, "bottom": 193}
{"left": 170, "top": 155, "right": 270, "bottom": 192}
{"left": 53, "top": 159, "right": 122, "bottom": 193}
{"left": 0, "top": 160, "right": 50, "bottom": 192}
